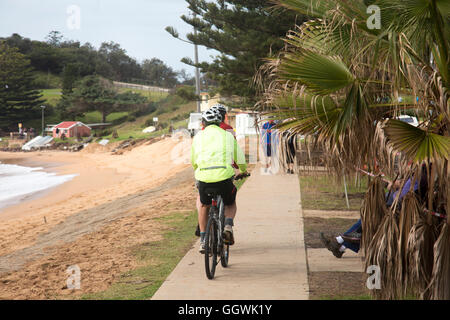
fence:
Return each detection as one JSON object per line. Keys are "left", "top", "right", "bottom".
{"left": 113, "top": 81, "right": 173, "bottom": 94}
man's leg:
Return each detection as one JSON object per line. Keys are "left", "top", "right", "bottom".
{"left": 224, "top": 202, "right": 237, "bottom": 220}
{"left": 197, "top": 182, "right": 212, "bottom": 253}
{"left": 195, "top": 195, "right": 201, "bottom": 236}
{"left": 267, "top": 144, "right": 272, "bottom": 169}
{"left": 198, "top": 202, "right": 210, "bottom": 232}
{"left": 197, "top": 202, "right": 210, "bottom": 254}
{"left": 223, "top": 202, "right": 236, "bottom": 245}
{"left": 223, "top": 179, "right": 237, "bottom": 245}
{"left": 344, "top": 219, "right": 362, "bottom": 234}
{"left": 342, "top": 241, "right": 360, "bottom": 253}
{"left": 196, "top": 195, "right": 202, "bottom": 228}
{"left": 320, "top": 219, "right": 362, "bottom": 258}
{"left": 337, "top": 219, "right": 362, "bottom": 253}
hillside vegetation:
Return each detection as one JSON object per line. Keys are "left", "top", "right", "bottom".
{"left": 16, "top": 90, "right": 195, "bottom": 143}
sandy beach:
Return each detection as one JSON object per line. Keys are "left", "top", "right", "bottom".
{"left": 0, "top": 135, "right": 197, "bottom": 299}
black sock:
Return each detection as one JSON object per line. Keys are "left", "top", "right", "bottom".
{"left": 225, "top": 218, "right": 234, "bottom": 227}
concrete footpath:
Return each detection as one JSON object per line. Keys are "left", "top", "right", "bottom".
{"left": 152, "top": 166, "right": 309, "bottom": 300}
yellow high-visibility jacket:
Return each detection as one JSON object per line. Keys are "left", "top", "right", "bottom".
{"left": 191, "top": 125, "right": 247, "bottom": 183}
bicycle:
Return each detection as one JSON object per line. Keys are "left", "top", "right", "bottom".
{"left": 204, "top": 172, "right": 250, "bottom": 280}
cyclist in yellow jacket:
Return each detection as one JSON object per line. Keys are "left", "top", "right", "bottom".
{"left": 191, "top": 108, "right": 248, "bottom": 253}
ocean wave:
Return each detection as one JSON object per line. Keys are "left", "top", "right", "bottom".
{"left": 0, "top": 163, "right": 77, "bottom": 211}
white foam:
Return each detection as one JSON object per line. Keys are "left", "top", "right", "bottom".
{"left": 0, "top": 163, "right": 77, "bottom": 211}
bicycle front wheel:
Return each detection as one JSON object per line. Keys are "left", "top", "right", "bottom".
{"left": 219, "top": 200, "right": 230, "bottom": 268}
{"left": 204, "top": 217, "right": 218, "bottom": 280}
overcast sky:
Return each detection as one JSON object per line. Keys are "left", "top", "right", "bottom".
{"left": 0, "top": 0, "right": 216, "bottom": 75}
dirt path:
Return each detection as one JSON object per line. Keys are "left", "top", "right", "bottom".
{"left": 152, "top": 165, "right": 309, "bottom": 300}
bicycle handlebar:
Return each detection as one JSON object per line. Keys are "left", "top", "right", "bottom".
{"left": 234, "top": 172, "right": 251, "bottom": 181}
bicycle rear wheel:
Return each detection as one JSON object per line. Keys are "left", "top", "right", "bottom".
{"left": 220, "top": 244, "right": 230, "bottom": 268}
{"left": 204, "top": 217, "right": 218, "bottom": 279}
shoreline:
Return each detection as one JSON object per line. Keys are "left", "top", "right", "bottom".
{"left": 0, "top": 156, "right": 76, "bottom": 214}
{"left": 0, "top": 151, "right": 125, "bottom": 222}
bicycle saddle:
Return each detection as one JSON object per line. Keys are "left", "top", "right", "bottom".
{"left": 205, "top": 187, "right": 221, "bottom": 197}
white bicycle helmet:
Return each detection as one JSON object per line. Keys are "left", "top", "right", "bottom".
{"left": 210, "top": 104, "right": 227, "bottom": 122}
{"left": 211, "top": 103, "right": 227, "bottom": 115}
{"left": 202, "top": 108, "right": 222, "bottom": 124}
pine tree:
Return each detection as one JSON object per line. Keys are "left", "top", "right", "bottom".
{"left": 70, "top": 75, "right": 149, "bottom": 123}
{"left": 56, "top": 63, "right": 79, "bottom": 119}
{"left": 0, "top": 42, "right": 44, "bottom": 129}
{"left": 174, "top": 0, "right": 306, "bottom": 105}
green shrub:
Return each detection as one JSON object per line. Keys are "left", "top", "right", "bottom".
{"left": 32, "top": 72, "right": 61, "bottom": 89}
{"left": 155, "top": 108, "right": 166, "bottom": 115}
{"left": 134, "top": 102, "right": 157, "bottom": 117}
{"left": 98, "top": 129, "right": 112, "bottom": 137}
{"left": 175, "top": 85, "right": 198, "bottom": 101}
{"left": 111, "top": 114, "right": 129, "bottom": 125}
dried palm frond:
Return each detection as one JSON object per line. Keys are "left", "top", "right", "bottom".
{"left": 397, "top": 192, "right": 419, "bottom": 296}
{"left": 428, "top": 223, "right": 450, "bottom": 300}
{"left": 406, "top": 208, "right": 438, "bottom": 299}
{"left": 427, "top": 161, "right": 450, "bottom": 300}
{"left": 361, "top": 177, "right": 388, "bottom": 257}
{"left": 276, "top": 129, "right": 299, "bottom": 173}
{"left": 365, "top": 210, "right": 400, "bottom": 299}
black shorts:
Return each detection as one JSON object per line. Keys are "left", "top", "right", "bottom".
{"left": 197, "top": 178, "right": 237, "bottom": 206}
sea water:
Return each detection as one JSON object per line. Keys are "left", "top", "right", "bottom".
{"left": 0, "top": 162, "right": 77, "bottom": 211}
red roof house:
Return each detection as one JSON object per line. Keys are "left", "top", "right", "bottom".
{"left": 52, "top": 122, "right": 91, "bottom": 139}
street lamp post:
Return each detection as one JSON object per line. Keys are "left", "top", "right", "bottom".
{"left": 41, "top": 105, "right": 46, "bottom": 136}
{"left": 193, "top": 14, "right": 201, "bottom": 113}
{"left": 166, "top": 14, "right": 202, "bottom": 113}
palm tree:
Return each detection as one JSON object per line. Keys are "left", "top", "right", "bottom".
{"left": 257, "top": 0, "right": 449, "bottom": 299}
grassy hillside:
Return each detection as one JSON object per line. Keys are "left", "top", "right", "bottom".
{"left": 40, "top": 87, "right": 168, "bottom": 106}
{"left": 32, "top": 71, "right": 62, "bottom": 89}
{"left": 3, "top": 86, "right": 190, "bottom": 141}
{"left": 101, "top": 94, "right": 196, "bottom": 141}
{"left": 35, "top": 87, "right": 170, "bottom": 125}
{"left": 40, "top": 89, "right": 62, "bottom": 105}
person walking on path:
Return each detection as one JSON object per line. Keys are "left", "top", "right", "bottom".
{"left": 261, "top": 120, "right": 276, "bottom": 173}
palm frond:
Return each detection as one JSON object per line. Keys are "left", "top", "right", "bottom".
{"left": 361, "top": 177, "right": 389, "bottom": 258}
{"left": 274, "top": 0, "right": 334, "bottom": 18}
{"left": 278, "top": 50, "right": 355, "bottom": 95}
{"left": 406, "top": 209, "right": 438, "bottom": 299}
{"left": 428, "top": 223, "right": 450, "bottom": 299}
{"left": 384, "top": 119, "right": 450, "bottom": 162}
